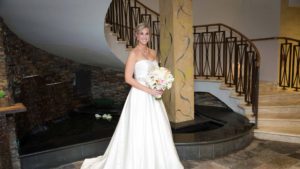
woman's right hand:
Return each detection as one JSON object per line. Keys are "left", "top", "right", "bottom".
{"left": 147, "top": 88, "right": 163, "bottom": 97}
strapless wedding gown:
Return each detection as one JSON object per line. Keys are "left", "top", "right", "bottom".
{"left": 81, "top": 60, "right": 184, "bottom": 169}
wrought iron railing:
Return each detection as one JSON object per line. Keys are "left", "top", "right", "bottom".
{"left": 105, "top": 0, "right": 160, "bottom": 52}
{"left": 252, "top": 37, "right": 300, "bottom": 91}
{"left": 193, "top": 24, "right": 260, "bottom": 126}
{"left": 105, "top": 1, "right": 260, "bottom": 127}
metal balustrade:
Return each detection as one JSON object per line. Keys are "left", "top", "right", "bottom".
{"left": 252, "top": 37, "right": 300, "bottom": 91}
{"left": 278, "top": 37, "right": 300, "bottom": 91}
{"left": 194, "top": 24, "right": 260, "bottom": 127}
{"left": 105, "top": 1, "right": 260, "bottom": 127}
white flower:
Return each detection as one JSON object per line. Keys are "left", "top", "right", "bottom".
{"left": 106, "top": 114, "right": 112, "bottom": 121}
{"left": 145, "top": 66, "right": 175, "bottom": 99}
{"left": 95, "top": 114, "right": 101, "bottom": 119}
{"left": 102, "top": 113, "right": 113, "bottom": 121}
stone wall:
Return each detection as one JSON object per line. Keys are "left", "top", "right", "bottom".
{"left": 0, "top": 18, "right": 10, "bottom": 104}
{"left": 91, "top": 67, "right": 129, "bottom": 107}
{"left": 0, "top": 20, "right": 129, "bottom": 138}
{"left": 0, "top": 18, "right": 13, "bottom": 169}
{"left": 0, "top": 115, "right": 12, "bottom": 169}
{"left": 2, "top": 22, "right": 80, "bottom": 136}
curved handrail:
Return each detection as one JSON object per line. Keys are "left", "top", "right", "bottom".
{"left": 193, "top": 23, "right": 260, "bottom": 127}
{"left": 194, "top": 23, "right": 261, "bottom": 65}
{"left": 105, "top": 0, "right": 160, "bottom": 51}
{"left": 250, "top": 36, "right": 300, "bottom": 90}
{"left": 251, "top": 37, "right": 300, "bottom": 43}
{"left": 106, "top": 2, "right": 260, "bottom": 127}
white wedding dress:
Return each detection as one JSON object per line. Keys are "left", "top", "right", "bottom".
{"left": 81, "top": 59, "right": 184, "bottom": 169}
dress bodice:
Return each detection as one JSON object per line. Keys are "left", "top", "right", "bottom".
{"left": 134, "top": 59, "right": 158, "bottom": 82}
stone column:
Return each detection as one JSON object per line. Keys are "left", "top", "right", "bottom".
{"left": 159, "top": 0, "right": 194, "bottom": 123}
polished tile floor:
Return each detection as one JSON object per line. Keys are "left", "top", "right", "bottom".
{"left": 56, "top": 139, "right": 300, "bottom": 169}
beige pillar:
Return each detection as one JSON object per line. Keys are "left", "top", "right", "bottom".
{"left": 280, "top": 0, "right": 300, "bottom": 39}
{"left": 159, "top": 0, "right": 194, "bottom": 123}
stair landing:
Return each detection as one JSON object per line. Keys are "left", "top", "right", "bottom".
{"left": 245, "top": 82, "right": 300, "bottom": 144}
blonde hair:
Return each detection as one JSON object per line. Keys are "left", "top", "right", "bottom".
{"left": 135, "top": 22, "right": 151, "bottom": 35}
{"left": 134, "top": 22, "right": 151, "bottom": 46}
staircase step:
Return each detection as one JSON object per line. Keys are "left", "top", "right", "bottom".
{"left": 259, "top": 95, "right": 300, "bottom": 106}
{"left": 195, "top": 77, "right": 225, "bottom": 82}
{"left": 259, "top": 88, "right": 298, "bottom": 95}
{"left": 116, "top": 40, "right": 127, "bottom": 44}
{"left": 259, "top": 81, "right": 279, "bottom": 92}
{"left": 242, "top": 104, "right": 300, "bottom": 114}
{"left": 259, "top": 88, "right": 300, "bottom": 96}
{"left": 259, "top": 99, "right": 300, "bottom": 106}
{"left": 254, "top": 126, "right": 300, "bottom": 143}
{"left": 257, "top": 118, "right": 300, "bottom": 128}
{"left": 247, "top": 112, "right": 300, "bottom": 120}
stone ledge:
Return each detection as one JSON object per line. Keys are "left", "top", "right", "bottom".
{"left": 0, "top": 103, "right": 27, "bottom": 115}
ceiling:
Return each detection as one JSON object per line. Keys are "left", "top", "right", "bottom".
{"left": 0, "top": 0, "right": 124, "bottom": 69}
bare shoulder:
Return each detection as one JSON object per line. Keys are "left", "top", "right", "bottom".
{"left": 127, "top": 49, "right": 138, "bottom": 63}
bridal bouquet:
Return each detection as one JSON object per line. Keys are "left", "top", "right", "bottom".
{"left": 145, "top": 66, "right": 175, "bottom": 99}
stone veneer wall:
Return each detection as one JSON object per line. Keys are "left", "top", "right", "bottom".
{"left": 0, "top": 20, "right": 129, "bottom": 138}
{"left": 2, "top": 22, "right": 80, "bottom": 137}
{"left": 0, "top": 19, "right": 9, "bottom": 103}
{"left": 91, "top": 67, "right": 129, "bottom": 107}
{"left": 0, "top": 18, "right": 13, "bottom": 169}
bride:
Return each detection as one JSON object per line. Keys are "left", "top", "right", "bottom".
{"left": 80, "top": 22, "right": 184, "bottom": 169}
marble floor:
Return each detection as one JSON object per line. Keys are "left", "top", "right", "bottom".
{"left": 55, "top": 139, "right": 300, "bottom": 169}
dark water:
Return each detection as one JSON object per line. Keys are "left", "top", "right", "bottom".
{"left": 19, "top": 111, "right": 120, "bottom": 154}
{"left": 19, "top": 92, "right": 237, "bottom": 154}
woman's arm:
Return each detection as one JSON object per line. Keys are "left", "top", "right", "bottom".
{"left": 124, "top": 51, "right": 162, "bottom": 96}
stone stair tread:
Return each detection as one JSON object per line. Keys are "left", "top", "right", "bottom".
{"left": 194, "top": 77, "right": 225, "bottom": 82}
{"left": 116, "top": 40, "right": 127, "bottom": 44}
{"left": 258, "top": 100, "right": 300, "bottom": 106}
{"left": 247, "top": 112, "right": 300, "bottom": 119}
{"left": 241, "top": 103, "right": 300, "bottom": 111}
{"left": 256, "top": 113, "right": 300, "bottom": 119}
{"left": 259, "top": 89, "right": 300, "bottom": 95}
{"left": 258, "top": 118, "right": 300, "bottom": 122}
{"left": 255, "top": 126, "right": 300, "bottom": 137}
{"left": 259, "top": 91, "right": 300, "bottom": 98}
{"left": 259, "top": 95, "right": 300, "bottom": 103}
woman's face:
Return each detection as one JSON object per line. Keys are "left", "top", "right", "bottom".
{"left": 136, "top": 28, "right": 150, "bottom": 45}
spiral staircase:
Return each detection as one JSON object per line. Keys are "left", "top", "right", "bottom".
{"left": 103, "top": 1, "right": 300, "bottom": 145}
{"left": 1, "top": 0, "right": 300, "bottom": 143}
{"left": 1, "top": 0, "right": 300, "bottom": 168}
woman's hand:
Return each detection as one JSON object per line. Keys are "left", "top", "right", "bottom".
{"left": 147, "top": 88, "right": 163, "bottom": 97}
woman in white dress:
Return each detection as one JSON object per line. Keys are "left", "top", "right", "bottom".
{"left": 80, "top": 22, "right": 184, "bottom": 169}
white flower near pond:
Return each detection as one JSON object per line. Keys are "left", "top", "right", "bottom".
{"left": 95, "top": 113, "right": 113, "bottom": 121}
{"left": 103, "top": 114, "right": 113, "bottom": 121}
{"left": 95, "top": 114, "right": 102, "bottom": 119}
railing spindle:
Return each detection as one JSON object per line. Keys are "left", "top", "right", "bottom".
{"left": 106, "top": 2, "right": 260, "bottom": 127}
